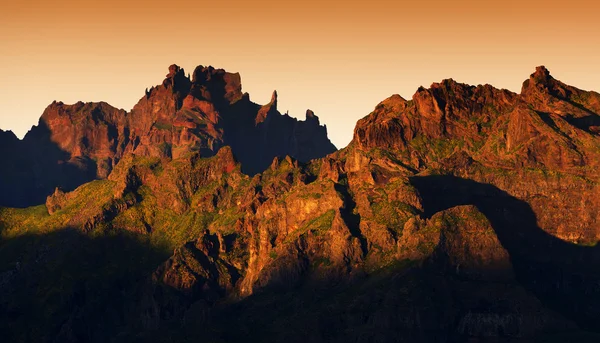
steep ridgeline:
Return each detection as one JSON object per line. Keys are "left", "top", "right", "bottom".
{"left": 2, "top": 66, "right": 600, "bottom": 343}
{"left": 0, "top": 64, "right": 336, "bottom": 207}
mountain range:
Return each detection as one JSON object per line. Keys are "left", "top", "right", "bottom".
{"left": 0, "top": 64, "right": 335, "bottom": 207}
{"left": 1, "top": 64, "right": 600, "bottom": 342}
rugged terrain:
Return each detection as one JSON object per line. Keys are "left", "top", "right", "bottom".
{"left": 0, "top": 64, "right": 335, "bottom": 207}
{"left": 1, "top": 66, "right": 600, "bottom": 342}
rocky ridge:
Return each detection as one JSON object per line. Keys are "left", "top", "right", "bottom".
{"left": 0, "top": 64, "right": 336, "bottom": 207}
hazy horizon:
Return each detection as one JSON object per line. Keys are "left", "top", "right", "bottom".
{"left": 1, "top": 0, "right": 599, "bottom": 148}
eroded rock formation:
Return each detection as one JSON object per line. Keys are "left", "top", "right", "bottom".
{"left": 0, "top": 64, "right": 336, "bottom": 207}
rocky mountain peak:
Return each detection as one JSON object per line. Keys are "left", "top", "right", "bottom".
{"left": 166, "top": 64, "right": 182, "bottom": 78}
{"left": 162, "top": 64, "right": 189, "bottom": 89}
{"left": 531, "top": 65, "right": 551, "bottom": 81}
{"left": 189, "top": 65, "right": 243, "bottom": 105}
{"left": 255, "top": 90, "right": 278, "bottom": 124}
{"left": 270, "top": 90, "right": 278, "bottom": 103}
{"left": 305, "top": 109, "right": 319, "bottom": 124}
{"left": 526, "top": 65, "right": 551, "bottom": 84}
{"left": 0, "top": 128, "right": 18, "bottom": 143}
{"left": 521, "top": 65, "right": 558, "bottom": 96}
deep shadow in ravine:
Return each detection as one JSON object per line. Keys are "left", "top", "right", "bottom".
{"left": 0, "top": 121, "right": 99, "bottom": 208}
{"left": 0, "top": 228, "right": 170, "bottom": 343}
{"left": 410, "top": 174, "right": 600, "bottom": 332}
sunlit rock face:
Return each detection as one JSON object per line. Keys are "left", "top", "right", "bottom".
{"left": 0, "top": 64, "right": 336, "bottom": 207}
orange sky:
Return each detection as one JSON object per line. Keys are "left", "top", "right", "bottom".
{"left": 1, "top": 0, "right": 599, "bottom": 147}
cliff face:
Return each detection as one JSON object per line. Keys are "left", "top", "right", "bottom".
{"left": 2, "top": 66, "right": 600, "bottom": 342}
{"left": 351, "top": 66, "right": 600, "bottom": 242}
{"left": 0, "top": 64, "right": 336, "bottom": 207}
{"left": 353, "top": 66, "right": 600, "bottom": 174}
